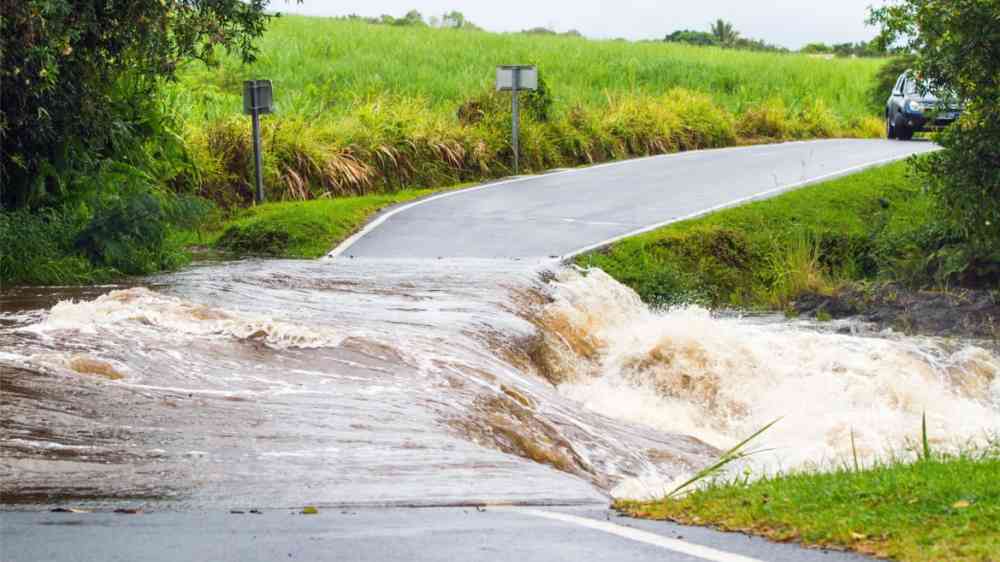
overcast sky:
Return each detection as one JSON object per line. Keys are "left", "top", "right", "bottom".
{"left": 279, "top": 1, "right": 888, "bottom": 49}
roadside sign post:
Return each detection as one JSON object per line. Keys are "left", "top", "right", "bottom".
{"left": 243, "top": 80, "right": 274, "bottom": 204}
{"left": 496, "top": 65, "right": 538, "bottom": 176}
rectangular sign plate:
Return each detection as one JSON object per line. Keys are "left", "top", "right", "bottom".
{"left": 243, "top": 80, "right": 274, "bottom": 114}
{"left": 496, "top": 66, "right": 538, "bottom": 91}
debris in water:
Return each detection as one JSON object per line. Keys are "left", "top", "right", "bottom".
{"left": 68, "top": 355, "right": 123, "bottom": 380}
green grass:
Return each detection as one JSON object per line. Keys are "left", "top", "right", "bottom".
{"left": 211, "top": 188, "right": 437, "bottom": 258}
{"left": 173, "top": 16, "right": 883, "bottom": 121}
{"left": 616, "top": 449, "right": 1000, "bottom": 561}
{"left": 576, "top": 161, "right": 934, "bottom": 309}
{"left": 164, "top": 16, "right": 888, "bottom": 208}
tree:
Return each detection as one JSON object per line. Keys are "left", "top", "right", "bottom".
{"left": 396, "top": 10, "right": 426, "bottom": 26}
{"left": 870, "top": 0, "right": 1000, "bottom": 276}
{"left": 709, "top": 19, "right": 740, "bottom": 47}
{"left": 441, "top": 11, "right": 466, "bottom": 29}
{"left": 801, "top": 42, "right": 833, "bottom": 54}
{"left": 664, "top": 30, "right": 718, "bottom": 46}
{"left": 0, "top": 0, "right": 282, "bottom": 209}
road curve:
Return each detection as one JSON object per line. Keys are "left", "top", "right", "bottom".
{"left": 331, "top": 139, "right": 937, "bottom": 260}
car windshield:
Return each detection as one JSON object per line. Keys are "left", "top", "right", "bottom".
{"left": 905, "top": 77, "right": 956, "bottom": 100}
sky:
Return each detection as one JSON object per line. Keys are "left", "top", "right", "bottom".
{"left": 278, "top": 0, "right": 888, "bottom": 49}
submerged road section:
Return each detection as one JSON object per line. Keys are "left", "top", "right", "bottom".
{"left": 4, "top": 139, "right": 956, "bottom": 562}
{"left": 332, "top": 139, "right": 937, "bottom": 260}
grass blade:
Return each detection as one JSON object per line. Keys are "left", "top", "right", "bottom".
{"left": 666, "top": 417, "right": 781, "bottom": 498}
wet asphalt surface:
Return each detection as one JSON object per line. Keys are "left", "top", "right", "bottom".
{"left": 0, "top": 507, "right": 872, "bottom": 562}
{"left": 335, "top": 139, "right": 936, "bottom": 259}
{"left": 1, "top": 140, "right": 934, "bottom": 561}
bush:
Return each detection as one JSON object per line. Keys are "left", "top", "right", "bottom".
{"left": 75, "top": 192, "right": 188, "bottom": 275}
{"left": 869, "top": 55, "right": 915, "bottom": 113}
{"left": 871, "top": 1, "right": 1000, "bottom": 279}
{"left": 669, "top": 89, "right": 737, "bottom": 149}
{"left": 791, "top": 99, "right": 840, "bottom": 138}
{"left": 0, "top": 208, "right": 99, "bottom": 286}
{"left": 737, "top": 99, "right": 790, "bottom": 139}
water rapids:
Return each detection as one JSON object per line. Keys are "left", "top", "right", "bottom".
{"left": 2, "top": 259, "right": 998, "bottom": 508}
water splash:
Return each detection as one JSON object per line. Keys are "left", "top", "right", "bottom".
{"left": 537, "top": 268, "right": 1000, "bottom": 496}
{"left": 1, "top": 260, "right": 997, "bottom": 508}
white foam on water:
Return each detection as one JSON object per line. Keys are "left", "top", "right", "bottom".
{"left": 3, "top": 260, "right": 998, "bottom": 507}
{"left": 25, "top": 287, "right": 344, "bottom": 349}
{"left": 541, "top": 268, "right": 1000, "bottom": 497}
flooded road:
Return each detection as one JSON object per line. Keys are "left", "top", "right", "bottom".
{"left": 2, "top": 259, "right": 999, "bottom": 509}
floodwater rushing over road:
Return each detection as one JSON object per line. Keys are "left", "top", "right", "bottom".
{"left": 2, "top": 259, "right": 999, "bottom": 508}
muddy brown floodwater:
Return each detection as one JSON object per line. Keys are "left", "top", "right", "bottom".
{"left": 2, "top": 259, "right": 998, "bottom": 509}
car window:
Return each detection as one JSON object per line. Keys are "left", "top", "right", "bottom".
{"left": 904, "top": 79, "right": 918, "bottom": 95}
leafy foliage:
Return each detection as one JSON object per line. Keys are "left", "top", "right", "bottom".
{"left": 870, "top": 55, "right": 916, "bottom": 111}
{"left": 870, "top": 0, "right": 1000, "bottom": 265}
{"left": 664, "top": 30, "right": 718, "bottom": 47}
{"left": 0, "top": 0, "right": 276, "bottom": 209}
{"left": 709, "top": 19, "right": 740, "bottom": 46}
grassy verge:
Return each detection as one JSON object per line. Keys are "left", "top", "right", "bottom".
{"left": 616, "top": 448, "right": 1000, "bottom": 561}
{"left": 203, "top": 188, "right": 440, "bottom": 258}
{"left": 576, "top": 160, "right": 936, "bottom": 309}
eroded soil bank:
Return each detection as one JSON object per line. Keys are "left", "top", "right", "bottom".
{"left": 795, "top": 283, "right": 1000, "bottom": 341}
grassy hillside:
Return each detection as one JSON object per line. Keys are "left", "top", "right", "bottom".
{"left": 166, "top": 16, "right": 886, "bottom": 207}
{"left": 172, "top": 17, "right": 882, "bottom": 121}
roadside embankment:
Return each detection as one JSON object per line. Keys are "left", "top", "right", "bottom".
{"left": 577, "top": 159, "right": 997, "bottom": 339}
{"left": 616, "top": 444, "right": 1000, "bottom": 562}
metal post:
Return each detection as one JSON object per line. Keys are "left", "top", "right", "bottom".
{"left": 511, "top": 68, "right": 521, "bottom": 176}
{"left": 251, "top": 107, "right": 264, "bottom": 204}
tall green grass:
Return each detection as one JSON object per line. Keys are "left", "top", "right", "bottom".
{"left": 166, "top": 16, "right": 888, "bottom": 207}
{"left": 173, "top": 17, "right": 882, "bottom": 120}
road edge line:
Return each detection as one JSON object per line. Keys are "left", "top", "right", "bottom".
{"left": 507, "top": 508, "right": 764, "bottom": 562}
{"left": 324, "top": 140, "right": 830, "bottom": 259}
{"left": 558, "top": 149, "right": 930, "bottom": 262}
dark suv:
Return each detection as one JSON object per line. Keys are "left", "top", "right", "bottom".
{"left": 886, "top": 72, "right": 961, "bottom": 140}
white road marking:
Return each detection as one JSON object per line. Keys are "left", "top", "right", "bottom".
{"left": 325, "top": 140, "right": 822, "bottom": 258}
{"left": 560, "top": 218, "right": 636, "bottom": 227}
{"left": 559, "top": 149, "right": 934, "bottom": 261}
{"left": 510, "top": 509, "right": 764, "bottom": 562}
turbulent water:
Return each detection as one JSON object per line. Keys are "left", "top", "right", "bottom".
{"left": 2, "top": 259, "right": 999, "bottom": 508}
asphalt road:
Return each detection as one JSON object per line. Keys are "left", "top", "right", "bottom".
{"left": 3, "top": 140, "right": 923, "bottom": 562}
{"left": 0, "top": 507, "right": 870, "bottom": 562}
{"left": 332, "top": 139, "right": 937, "bottom": 260}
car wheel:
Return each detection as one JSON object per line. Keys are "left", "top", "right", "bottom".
{"left": 896, "top": 123, "right": 914, "bottom": 141}
{"left": 886, "top": 115, "right": 896, "bottom": 139}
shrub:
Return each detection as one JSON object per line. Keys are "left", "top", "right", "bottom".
{"left": 869, "top": 55, "right": 915, "bottom": 112}
{"left": 668, "top": 88, "right": 737, "bottom": 149}
{"left": 0, "top": 208, "right": 99, "bottom": 286}
{"left": 791, "top": 99, "right": 840, "bottom": 138}
{"left": 871, "top": 1, "right": 1000, "bottom": 273}
{"left": 737, "top": 98, "right": 790, "bottom": 140}
{"left": 75, "top": 192, "right": 188, "bottom": 275}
